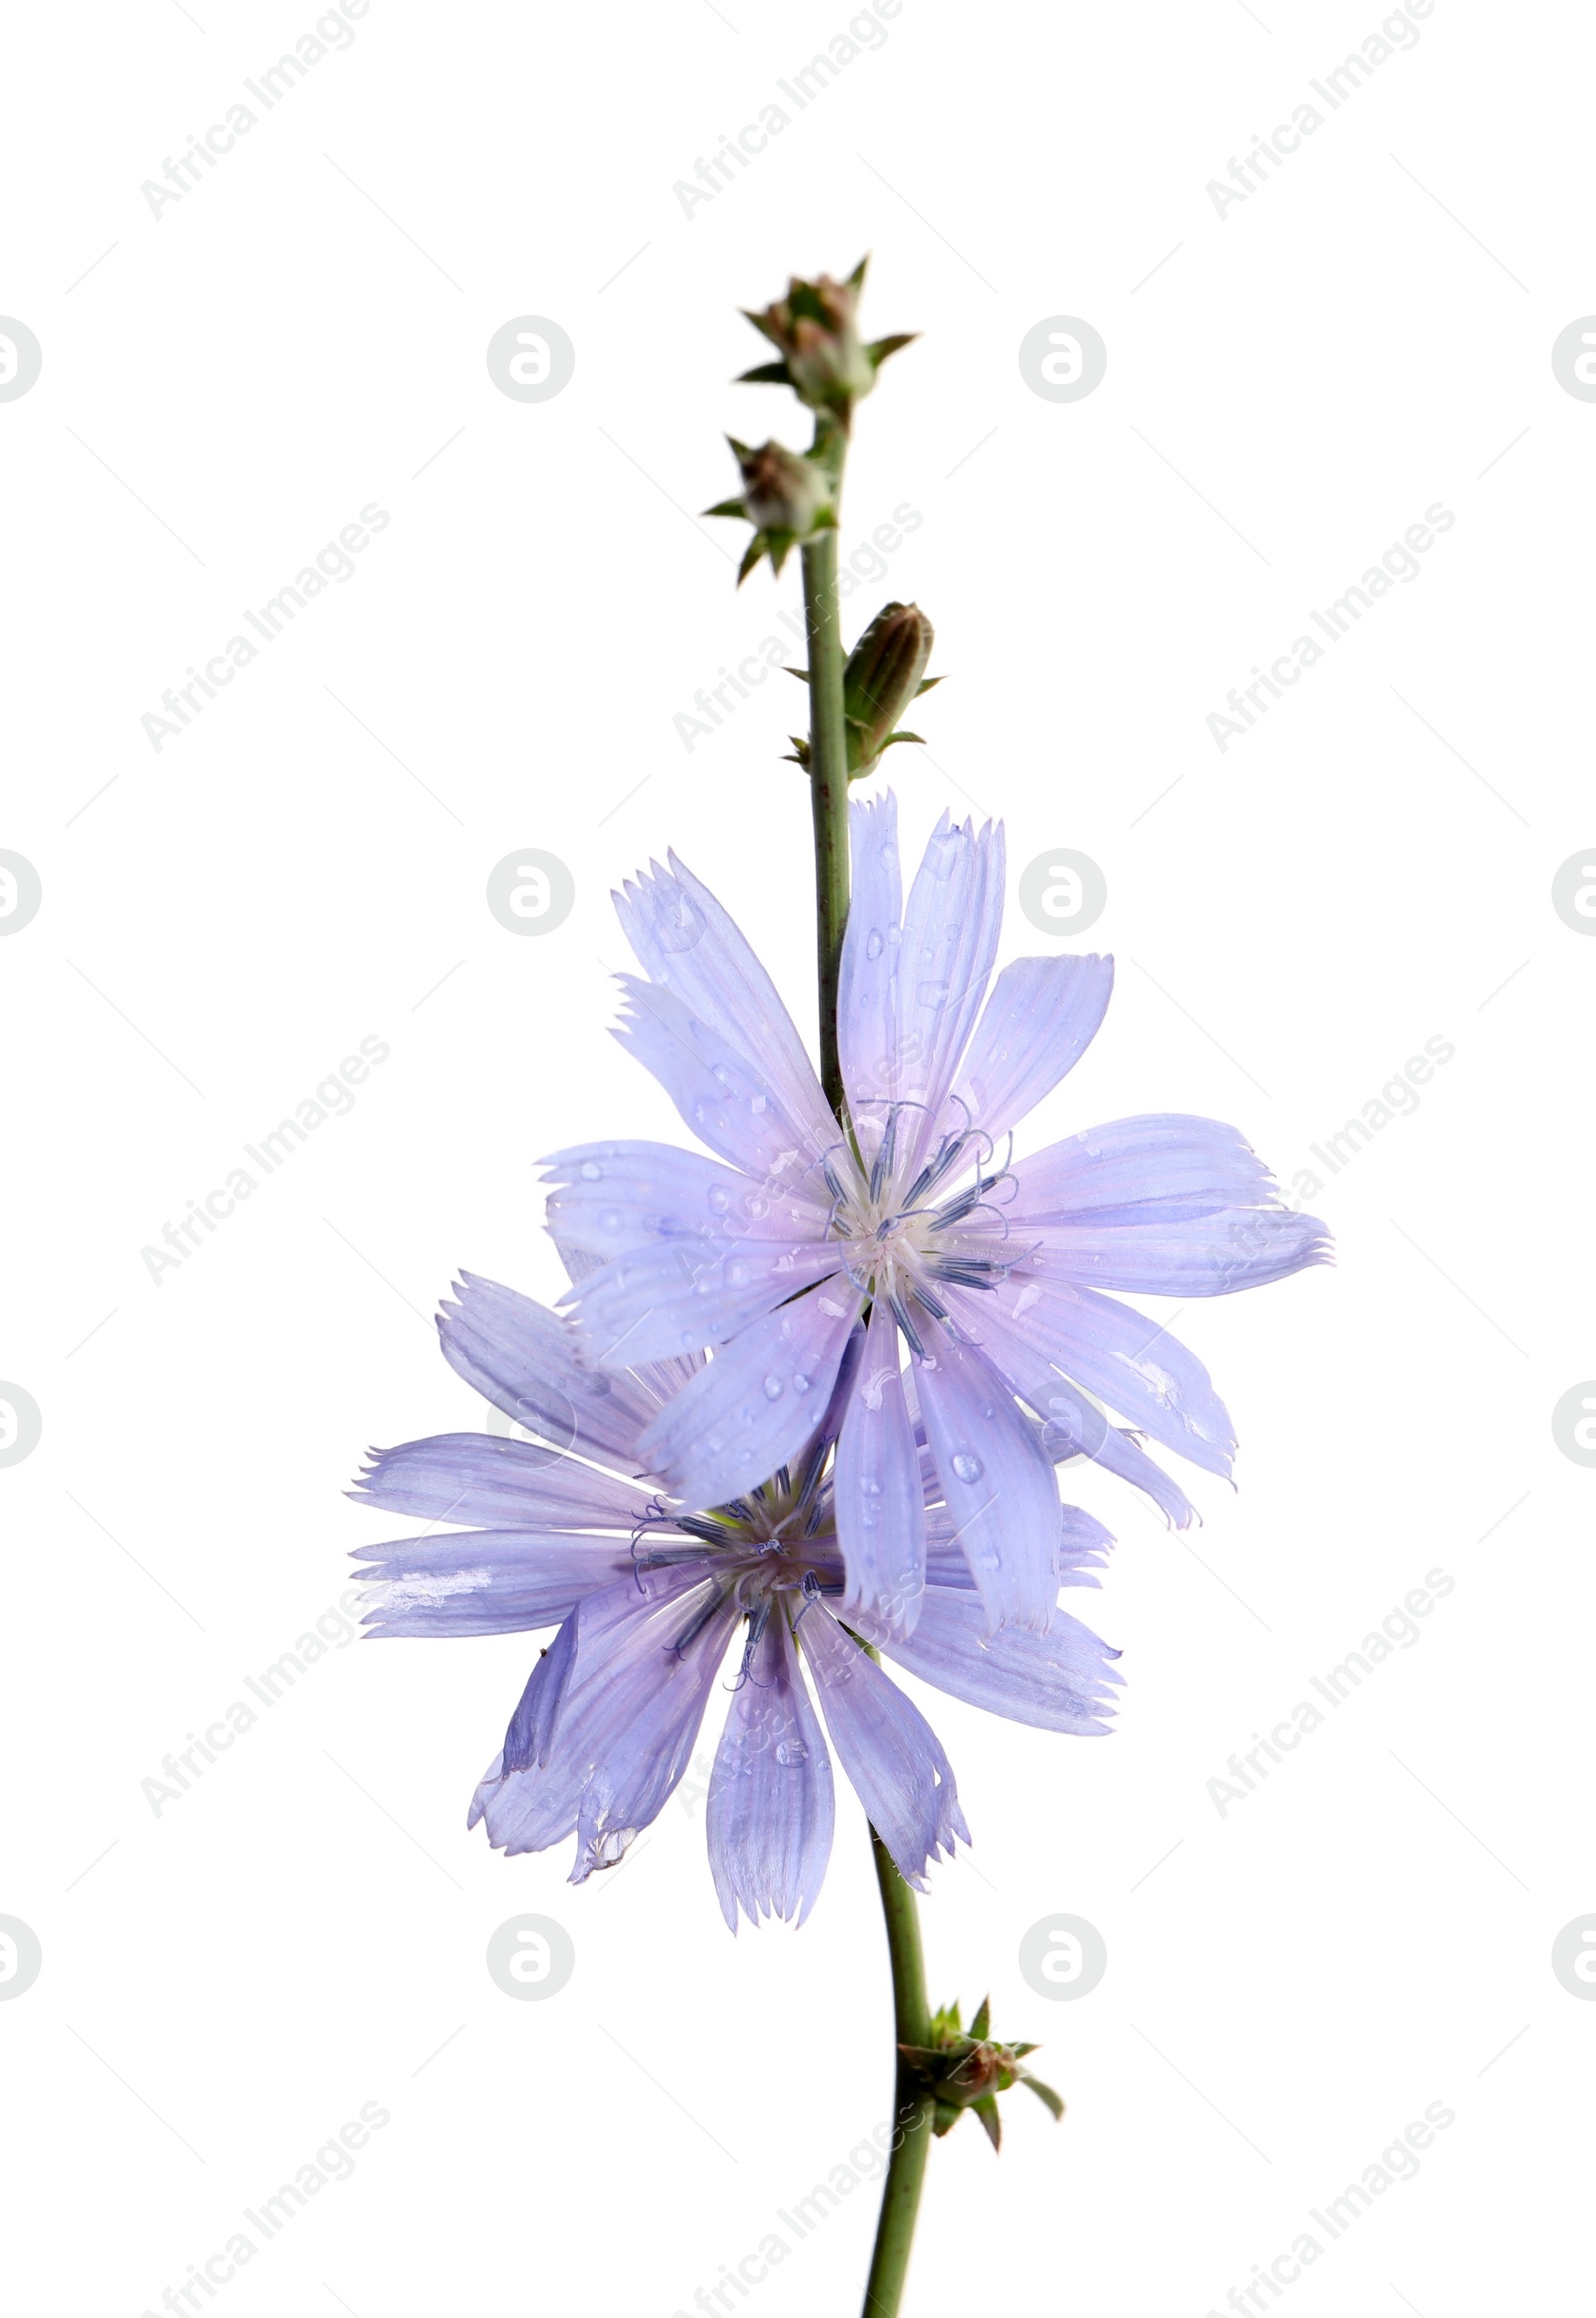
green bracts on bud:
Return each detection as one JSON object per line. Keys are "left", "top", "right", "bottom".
{"left": 704, "top": 437, "right": 837, "bottom": 584}
{"left": 786, "top": 600, "right": 940, "bottom": 777}
{"left": 737, "top": 256, "right": 916, "bottom": 430}
{"left": 897, "top": 1997, "right": 1064, "bottom": 2156}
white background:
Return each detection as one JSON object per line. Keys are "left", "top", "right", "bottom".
{"left": 3, "top": 2, "right": 1591, "bottom": 2312}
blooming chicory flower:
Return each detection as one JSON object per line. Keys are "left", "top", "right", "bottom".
{"left": 547, "top": 792, "right": 1328, "bottom": 1640}
{"left": 351, "top": 1270, "right": 1120, "bottom": 1923}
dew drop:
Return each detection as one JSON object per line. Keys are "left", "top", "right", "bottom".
{"left": 775, "top": 1740, "right": 808, "bottom": 1767}
{"left": 749, "top": 1093, "right": 768, "bottom": 1115}
{"left": 950, "top": 1451, "right": 984, "bottom": 1484}
{"left": 916, "top": 980, "right": 949, "bottom": 1010}
{"left": 707, "top": 1186, "right": 731, "bottom": 1214}
{"left": 792, "top": 1371, "right": 813, "bottom": 1394}
{"left": 860, "top": 1476, "right": 883, "bottom": 1497}
{"left": 726, "top": 1258, "right": 751, "bottom": 1287}
{"left": 579, "top": 1160, "right": 603, "bottom": 1182}
{"left": 866, "top": 927, "right": 884, "bottom": 961}
{"left": 762, "top": 1374, "right": 785, "bottom": 1402}
{"left": 598, "top": 1208, "right": 624, "bottom": 1233}
{"left": 976, "top": 1550, "right": 1001, "bottom": 1572}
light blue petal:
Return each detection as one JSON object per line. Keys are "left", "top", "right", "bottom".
{"left": 913, "top": 1327, "right": 1063, "bottom": 1632}
{"left": 562, "top": 1235, "right": 844, "bottom": 1372}
{"left": 706, "top": 1610, "right": 835, "bottom": 1930}
{"left": 931, "top": 1290, "right": 1197, "bottom": 1527}
{"left": 838, "top": 789, "right": 905, "bottom": 1129}
{"left": 866, "top": 1586, "right": 1121, "bottom": 1735}
{"left": 798, "top": 1602, "right": 968, "bottom": 1890}
{"left": 1010, "top": 1113, "right": 1286, "bottom": 1222}
{"left": 925, "top": 1504, "right": 1114, "bottom": 1591}
{"left": 1026, "top": 1207, "right": 1331, "bottom": 1297}
{"left": 354, "top": 1528, "right": 635, "bottom": 1636}
{"left": 544, "top": 1140, "right": 831, "bottom": 1264}
{"left": 637, "top": 1283, "right": 863, "bottom": 1509}
{"left": 438, "top": 1272, "right": 654, "bottom": 1468}
{"left": 610, "top": 977, "right": 836, "bottom": 1180}
{"left": 834, "top": 1298, "right": 927, "bottom": 1639}
{"left": 472, "top": 1562, "right": 737, "bottom": 1865}
{"left": 351, "top": 1434, "right": 649, "bottom": 1530}
{"left": 893, "top": 813, "right": 1005, "bottom": 1171}
{"left": 616, "top": 856, "right": 835, "bottom": 1154}
{"left": 953, "top": 954, "right": 1114, "bottom": 1145}
{"left": 960, "top": 1275, "right": 1236, "bottom": 1478}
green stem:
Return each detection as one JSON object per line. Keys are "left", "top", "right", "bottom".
{"left": 861, "top": 1831, "right": 934, "bottom": 2318}
{"left": 800, "top": 487, "right": 932, "bottom": 2315}
{"left": 800, "top": 527, "right": 852, "bottom": 1120}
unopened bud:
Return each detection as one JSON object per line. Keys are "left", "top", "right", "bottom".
{"left": 842, "top": 601, "right": 937, "bottom": 775}
{"left": 704, "top": 437, "right": 837, "bottom": 584}
{"left": 738, "top": 258, "right": 917, "bottom": 429}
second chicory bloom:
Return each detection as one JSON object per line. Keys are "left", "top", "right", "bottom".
{"left": 548, "top": 792, "right": 1327, "bottom": 1640}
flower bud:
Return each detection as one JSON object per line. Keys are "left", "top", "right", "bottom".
{"left": 738, "top": 257, "right": 917, "bottom": 429}
{"left": 842, "top": 601, "right": 938, "bottom": 775}
{"left": 898, "top": 1997, "right": 1063, "bottom": 2154}
{"left": 704, "top": 437, "right": 837, "bottom": 584}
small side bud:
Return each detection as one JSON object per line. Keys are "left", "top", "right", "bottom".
{"left": 738, "top": 257, "right": 915, "bottom": 431}
{"left": 704, "top": 437, "right": 837, "bottom": 584}
{"left": 899, "top": 1997, "right": 1064, "bottom": 2155}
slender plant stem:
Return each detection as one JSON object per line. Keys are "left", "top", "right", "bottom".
{"left": 861, "top": 1832, "right": 935, "bottom": 2317}
{"left": 800, "top": 513, "right": 934, "bottom": 2316}
{"left": 800, "top": 526, "right": 853, "bottom": 1121}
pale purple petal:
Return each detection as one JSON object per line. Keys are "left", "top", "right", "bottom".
{"left": 893, "top": 813, "right": 1005, "bottom": 1168}
{"left": 798, "top": 1601, "right": 967, "bottom": 1890}
{"left": 914, "top": 1326, "right": 1063, "bottom": 1632}
{"left": 838, "top": 789, "right": 905, "bottom": 1128}
{"left": 543, "top": 1140, "right": 831, "bottom": 1263}
{"left": 957, "top": 1275, "right": 1235, "bottom": 1477}
{"left": 864, "top": 1586, "right": 1121, "bottom": 1735}
{"left": 1025, "top": 1208, "right": 1331, "bottom": 1297}
{"left": 616, "top": 857, "right": 836, "bottom": 1153}
{"left": 611, "top": 977, "right": 835, "bottom": 1180}
{"left": 1009, "top": 1113, "right": 1287, "bottom": 1221}
{"left": 953, "top": 955, "right": 1114, "bottom": 1146}
{"left": 473, "top": 1562, "right": 738, "bottom": 1866}
{"left": 706, "top": 1611, "right": 834, "bottom": 1930}
{"left": 637, "top": 1283, "right": 863, "bottom": 1509}
{"left": 351, "top": 1435, "right": 649, "bottom": 1529}
{"left": 925, "top": 1503, "right": 1114, "bottom": 1592}
{"left": 354, "top": 1529, "right": 634, "bottom": 1636}
{"left": 438, "top": 1272, "right": 653, "bottom": 1467}
{"left": 834, "top": 1298, "right": 927, "bottom": 1638}
{"left": 561, "top": 1234, "right": 843, "bottom": 1373}
{"left": 930, "top": 1289, "right": 1197, "bottom": 1527}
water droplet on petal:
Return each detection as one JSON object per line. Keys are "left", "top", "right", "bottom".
{"left": 950, "top": 1451, "right": 984, "bottom": 1484}
{"left": 866, "top": 927, "right": 884, "bottom": 961}
{"left": 792, "top": 1372, "right": 812, "bottom": 1394}
{"left": 726, "top": 1258, "right": 751, "bottom": 1287}
{"left": 707, "top": 1186, "right": 731, "bottom": 1214}
{"left": 762, "top": 1374, "right": 784, "bottom": 1402}
{"left": 712, "top": 1063, "right": 732, "bottom": 1086}
{"left": 579, "top": 1160, "right": 603, "bottom": 1182}
{"left": 775, "top": 1740, "right": 808, "bottom": 1767}
{"left": 976, "top": 1550, "right": 1000, "bottom": 1572}
{"left": 916, "top": 980, "right": 949, "bottom": 1010}
{"left": 598, "top": 1208, "right": 624, "bottom": 1233}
